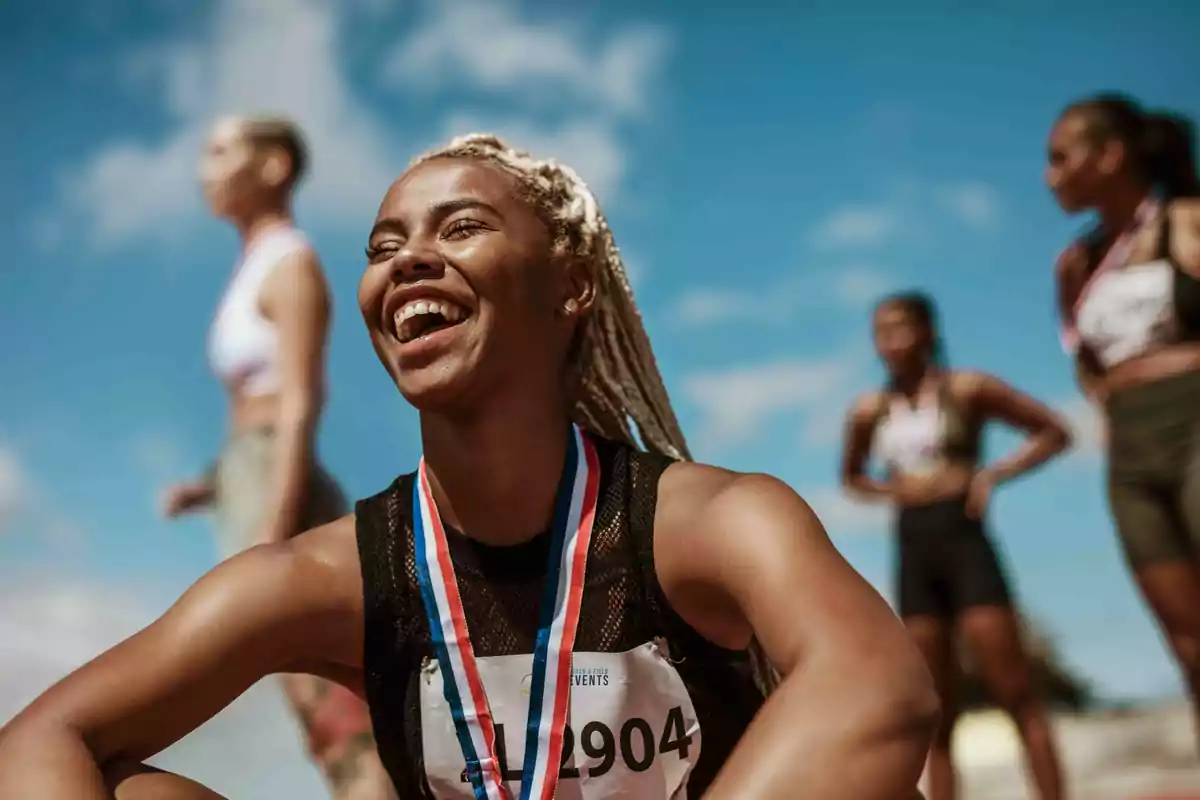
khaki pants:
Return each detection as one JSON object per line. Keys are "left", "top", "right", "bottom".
{"left": 212, "top": 428, "right": 397, "bottom": 800}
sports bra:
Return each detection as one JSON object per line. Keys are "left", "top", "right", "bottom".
{"left": 208, "top": 227, "right": 309, "bottom": 396}
{"left": 872, "top": 381, "right": 978, "bottom": 477}
{"left": 1061, "top": 203, "right": 1200, "bottom": 369}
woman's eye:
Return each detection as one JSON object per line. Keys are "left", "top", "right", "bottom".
{"left": 444, "top": 219, "right": 487, "bottom": 240}
{"left": 365, "top": 242, "right": 400, "bottom": 262}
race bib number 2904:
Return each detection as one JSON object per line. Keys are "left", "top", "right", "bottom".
{"left": 420, "top": 642, "right": 702, "bottom": 800}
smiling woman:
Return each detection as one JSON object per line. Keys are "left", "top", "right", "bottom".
{"left": 0, "top": 134, "right": 937, "bottom": 800}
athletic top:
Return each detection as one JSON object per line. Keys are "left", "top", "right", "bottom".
{"left": 355, "top": 437, "right": 765, "bottom": 799}
{"left": 1060, "top": 204, "right": 1200, "bottom": 369}
{"left": 873, "top": 381, "right": 978, "bottom": 477}
{"left": 208, "top": 227, "right": 309, "bottom": 396}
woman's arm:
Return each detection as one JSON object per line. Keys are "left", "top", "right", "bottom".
{"left": 657, "top": 467, "right": 938, "bottom": 799}
{"left": 0, "top": 519, "right": 361, "bottom": 798}
{"left": 1055, "top": 242, "right": 1109, "bottom": 408}
{"left": 258, "top": 249, "right": 333, "bottom": 544}
{"left": 840, "top": 394, "right": 893, "bottom": 502}
{"left": 965, "top": 372, "right": 1072, "bottom": 485}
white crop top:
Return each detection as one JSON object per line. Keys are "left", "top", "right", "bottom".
{"left": 872, "top": 394, "right": 946, "bottom": 476}
{"left": 208, "top": 227, "right": 309, "bottom": 396}
{"left": 1059, "top": 197, "right": 1183, "bottom": 369}
{"left": 1072, "top": 259, "right": 1176, "bottom": 368}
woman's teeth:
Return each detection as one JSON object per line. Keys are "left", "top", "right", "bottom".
{"left": 394, "top": 299, "right": 467, "bottom": 343}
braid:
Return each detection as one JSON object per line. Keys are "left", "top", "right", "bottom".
{"left": 412, "top": 135, "right": 785, "bottom": 694}
{"left": 412, "top": 134, "right": 690, "bottom": 460}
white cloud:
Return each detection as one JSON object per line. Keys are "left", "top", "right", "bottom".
{"left": 407, "top": 3, "right": 670, "bottom": 206}
{"left": 384, "top": 0, "right": 668, "bottom": 120}
{"left": 131, "top": 431, "right": 187, "bottom": 481}
{"left": 805, "top": 180, "right": 1002, "bottom": 254}
{"left": 56, "top": 0, "right": 400, "bottom": 251}
{"left": 669, "top": 265, "right": 897, "bottom": 328}
{"left": 808, "top": 205, "right": 900, "bottom": 250}
{"left": 439, "top": 113, "right": 627, "bottom": 203}
{"left": 937, "top": 181, "right": 1001, "bottom": 231}
{"left": 669, "top": 288, "right": 764, "bottom": 328}
{"left": 0, "top": 578, "right": 327, "bottom": 797}
{"left": 833, "top": 266, "right": 898, "bottom": 309}
{"left": 0, "top": 580, "right": 157, "bottom": 724}
{"left": 683, "top": 355, "right": 861, "bottom": 450}
{"left": 47, "top": 1, "right": 669, "bottom": 253}
{"left": 0, "top": 446, "right": 29, "bottom": 534}
{"left": 0, "top": 446, "right": 89, "bottom": 554}
{"left": 802, "top": 485, "right": 889, "bottom": 537}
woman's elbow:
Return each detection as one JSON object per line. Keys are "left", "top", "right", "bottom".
{"left": 888, "top": 667, "right": 941, "bottom": 742}
{"left": 1046, "top": 422, "right": 1073, "bottom": 456}
{"left": 858, "top": 644, "right": 940, "bottom": 746}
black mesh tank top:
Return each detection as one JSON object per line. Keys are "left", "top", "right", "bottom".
{"left": 355, "top": 437, "right": 765, "bottom": 797}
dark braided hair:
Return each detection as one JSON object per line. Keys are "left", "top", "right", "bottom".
{"left": 877, "top": 290, "right": 948, "bottom": 389}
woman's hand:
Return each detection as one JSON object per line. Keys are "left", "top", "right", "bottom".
{"left": 160, "top": 480, "right": 215, "bottom": 519}
{"left": 964, "top": 469, "right": 997, "bottom": 520}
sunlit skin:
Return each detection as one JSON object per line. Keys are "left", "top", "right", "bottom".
{"left": 0, "top": 157, "right": 939, "bottom": 799}
{"left": 842, "top": 299, "right": 1071, "bottom": 800}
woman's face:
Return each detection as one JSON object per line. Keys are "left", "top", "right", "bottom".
{"left": 199, "top": 118, "right": 265, "bottom": 219}
{"left": 1045, "top": 111, "right": 1117, "bottom": 214}
{"left": 873, "top": 303, "right": 929, "bottom": 376}
{"left": 359, "top": 157, "right": 582, "bottom": 412}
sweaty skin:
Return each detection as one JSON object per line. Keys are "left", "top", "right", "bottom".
{"left": 0, "top": 157, "right": 938, "bottom": 799}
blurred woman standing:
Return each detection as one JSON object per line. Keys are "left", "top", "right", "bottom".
{"left": 161, "top": 116, "right": 395, "bottom": 800}
{"left": 1049, "top": 93, "right": 1200, "bottom": 748}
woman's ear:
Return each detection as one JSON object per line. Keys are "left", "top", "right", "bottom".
{"left": 259, "top": 147, "right": 293, "bottom": 190}
{"left": 560, "top": 258, "right": 598, "bottom": 319}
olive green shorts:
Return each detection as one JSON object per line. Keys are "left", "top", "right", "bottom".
{"left": 1106, "top": 370, "right": 1200, "bottom": 569}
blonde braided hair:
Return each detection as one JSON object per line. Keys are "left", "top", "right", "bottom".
{"left": 412, "top": 134, "right": 779, "bottom": 695}
{"left": 412, "top": 134, "right": 690, "bottom": 460}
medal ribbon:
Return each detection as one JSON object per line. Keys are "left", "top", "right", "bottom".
{"left": 413, "top": 425, "right": 600, "bottom": 800}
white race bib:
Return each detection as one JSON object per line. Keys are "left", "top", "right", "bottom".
{"left": 420, "top": 641, "right": 702, "bottom": 800}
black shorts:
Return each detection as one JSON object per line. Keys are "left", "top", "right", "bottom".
{"left": 896, "top": 496, "right": 1013, "bottom": 620}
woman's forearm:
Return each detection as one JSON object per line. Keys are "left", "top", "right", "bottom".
{"left": 704, "top": 654, "right": 937, "bottom": 798}
{"left": 842, "top": 474, "right": 895, "bottom": 503}
{"left": 988, "top": 424, "right": 1071, "bottom": 485}
{"left": 0, "top": 720, "right": 110, "bottom": 799}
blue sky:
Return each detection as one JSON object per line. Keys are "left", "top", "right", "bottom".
{"left": 3, "top": 1, "right": 1199, "bottom": 791}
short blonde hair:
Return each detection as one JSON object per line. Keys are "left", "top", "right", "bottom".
{"left": 240, "top": 116, "right": 309, "bottom": 187}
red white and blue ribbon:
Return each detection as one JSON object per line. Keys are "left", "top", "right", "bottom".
{"left": 413, "top": 425, "right": 601, "bottom": 800}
